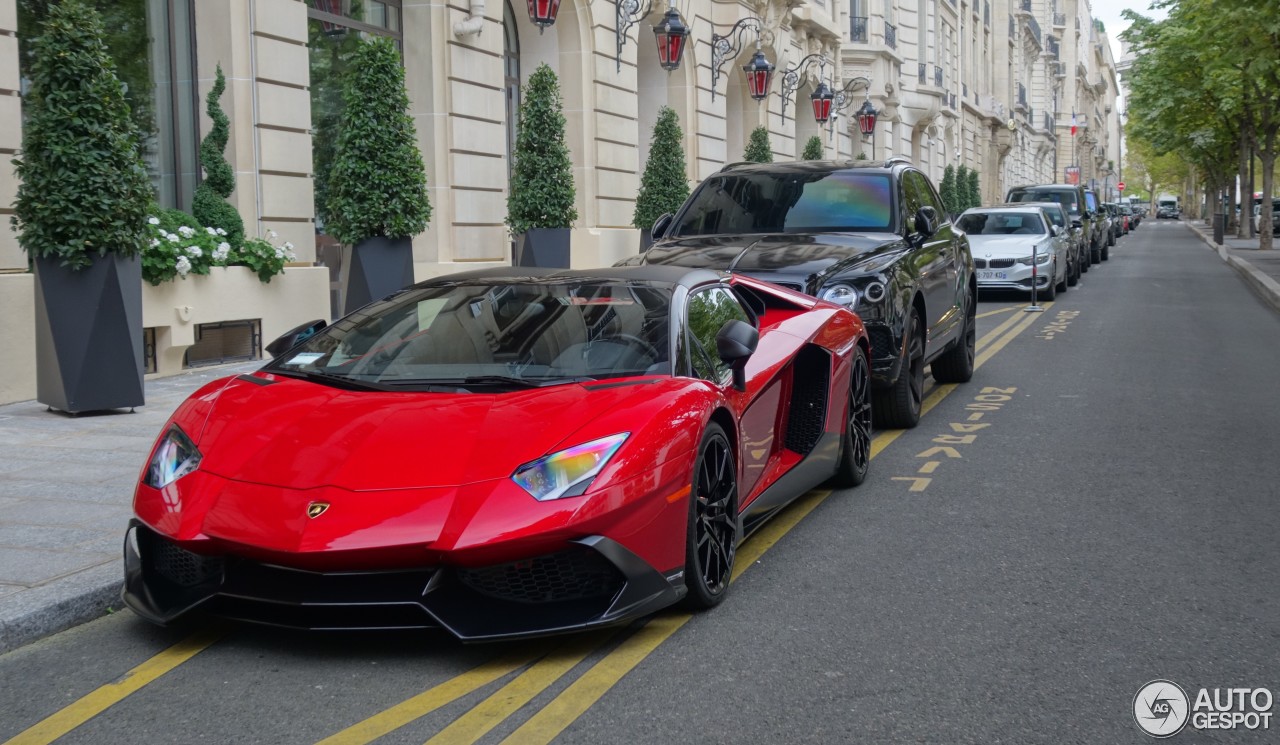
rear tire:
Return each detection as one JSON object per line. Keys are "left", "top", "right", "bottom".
{"left": 682, "top": 423, "right": 738, "bottom": 610}
{"left": 829, "top": 347, "right": 872, "bottom": 488}
{"left": 1102, "top": 243, "right": 1111, "bottom": 261}
{"left": 1067, "top": 255, "right": 1080, "bottom": 287}
{"left": 931, "top": 290, "right": 975, "bottom": 384}
{"left": 873, "top": 310, "right": 924, "bottom": 429}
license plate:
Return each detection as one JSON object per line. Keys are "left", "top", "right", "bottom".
{"left": 977, "top": 270, "right": 1007, "bottom": 280}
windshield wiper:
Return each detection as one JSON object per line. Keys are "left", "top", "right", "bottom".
{"left": 266, "top": 368, "right": 394, "bottom": 392}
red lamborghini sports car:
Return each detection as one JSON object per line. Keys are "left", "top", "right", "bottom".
{"left": 123, "top": 266, "right": 871, "bottom": 641}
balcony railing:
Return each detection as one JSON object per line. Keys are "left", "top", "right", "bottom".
{"left": 1016, "top": 82, "right": 1028, "bottom": 108}
{"left": 1046, "top": 35, "right": 1059, "bottom": 58}
{"left": 948, "top": 92, "right": 957, "bottom": 110}
{"left": 934, "top": 65, "right": 943, "bottom": 87}
{"left": 850, "top": 16, "right": 868, "bottom": 42}
{"left": 1025, "top": 15, "right": 1042, "bottom": 45}
{"left": 1053, "top": 11, "right": 1066, "bottom": 26}
{"left": 885, "top": 21, "right": 897, "bottom": 49}
{"left": 1020, "top": 0, "right": 1031, "bottom": 11}
{"left": 1052, "top": 61, "right": 1066, "bottom": 77}
{"left": 918, "top": 63, "right": 927, "bottom": 84}
{"left": 1044, "top": 112, "right": 1055, "bottom": 131}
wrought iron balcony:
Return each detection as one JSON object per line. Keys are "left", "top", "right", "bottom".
{"left": 949, "top": 92, "right": 957, "bottom": 110}
{"left": 1046, "top": 35, "right": 1059, "bottom": 59}
{"left": 1044, "top": 112, "right": 1055, "bottom": 131}
{"left": 1024, "top": 15, "right": 1042, "bottom": 46}
{"left": 1016, "top": 82, "right": 1028, "bottom": 108}
{"left": 885, "top": 21, "right": 897, "bottom": 49}
{"left": 1052, "top": 61, "right": 1066, "bottom": 78}
{"left": 1020, "top": 0, "right": 1031, "bottom": 12}
{"left": 934, "top": 65, "right": 943, "bottom": 87}
{"left": 851, "top": 16, "right": 868, "bottom": 43}
{"left": 919, "top": 63, "right": 927, "bottom": 84}
{"left": 1053, "top": 11, "right": 1066, "bottom": 27}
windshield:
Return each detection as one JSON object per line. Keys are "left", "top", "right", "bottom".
{"left": 958, "top": 211, "right": 1046, "bottom": 236}
{"left": 1008, "top": 188, "right": 1080, "bottom": 216}
{"left": 265, "top": 281, "right": 673, "bottom": 390}
{"left": 671, "top": 171, "right": 895, "bottom": 236}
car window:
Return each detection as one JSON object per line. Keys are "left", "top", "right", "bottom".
{"left": 685, "top": 286, "right": 750, "bottom": 384}
{"left": 901, "top": 171, "right": 927, "bottom": 227}
{"left": 670, "top": 171, "right": 895, "bottom": 236}
{"left": 1038, "top": 206, "right": 1066, "bottom": 228}
{"left": 957, "top": 211, "right": 1046, "bottom": 235}
{"left": 1008, "top": 188, "right": 1080, "bottom": 216}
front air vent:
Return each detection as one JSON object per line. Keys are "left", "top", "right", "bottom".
{"left": 785, "top": 345, "right": 831, "bottom": 455}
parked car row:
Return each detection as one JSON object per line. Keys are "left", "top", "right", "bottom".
{"left": 125, "top": 156, "right": 981, "bottom": 638}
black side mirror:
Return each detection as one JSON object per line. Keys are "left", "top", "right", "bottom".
{"left": 913, "top": 206, "right": 937, "bottom": 241}
{"left": 1071, "top": 218, "right": 1083, "bottom": 229}
{"left": 651, "top": 213, "right": 674, "bottom": 243}
{"left": 267, "top": 319, "right": 327, "bottom": 357}
{"left": 715, "top": 319, "right": 758, "bottom": 392}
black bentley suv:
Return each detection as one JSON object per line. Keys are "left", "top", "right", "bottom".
{"left": 619, "top": 159, "right": 976, "bottom": 429}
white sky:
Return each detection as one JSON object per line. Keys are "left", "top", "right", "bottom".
{"left": 1087, "top": 0, "right": 1170, "bottom": 112}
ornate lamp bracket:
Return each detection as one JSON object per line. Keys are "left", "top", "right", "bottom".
{"left": 780, "top": 53, "right": 828, "bottom": 122}
{"left": 711, "top": 18, "right": 773, "bottom": 101}
{"left": 616, "top": 0, "right": 656, "bottom": 72}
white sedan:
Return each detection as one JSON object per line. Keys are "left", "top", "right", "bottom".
{"left": 956, "top": 206, "right": 1070, "bottom": 300}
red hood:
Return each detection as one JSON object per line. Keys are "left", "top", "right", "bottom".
{"left": 196, "top": 374, "right": 671, "bottom": 491}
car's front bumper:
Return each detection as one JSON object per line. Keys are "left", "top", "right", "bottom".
{"left": 122, "top": 520, "right": 684, "bottom": 641}
{"left": 976, "top": 264, "right": 1055, "bottom": 292}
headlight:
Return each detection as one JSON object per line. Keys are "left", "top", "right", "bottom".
{"left": 512, "top": 433, "right": 628, "bottom": 502}
{"left": 819, "top": 283, "right": 859, "bottom": 308}
{"left": 1016, "top": 252, "right": 1053, "bottom": 265}
{"left": 145, "top": 426, "right": 202, "bottom": 489}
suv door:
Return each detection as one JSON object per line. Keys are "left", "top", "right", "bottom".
{"left": 902, "top": 170, "right": 954, "bottom": 353}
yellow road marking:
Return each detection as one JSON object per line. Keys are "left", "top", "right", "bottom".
{"left": 4, "top": 625, "right": 228, "bottom": 745}
{"left": 423, "top": 636, "right": 610, "bottom": 745}
{"left": 977, "top": 306, "right": 1029, "bottom": 349}
{"left": 976, "top": 304, "right": 1020, "bottom": 319}
{"left": 975, "top": 302, "right": 1052, "bottom": 369}
{"left": 316, "top": 652, "right": 541, "bottom": 745}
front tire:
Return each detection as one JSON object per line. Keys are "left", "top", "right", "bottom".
{"left": 1039, "top": 264, "right": 1057, "bottom": 301}
{"left": 682, "top": 422, "right": 738, "bottom": 610}
{"left": 874, "top": 310, "right": 924, "bottom": 429}
{"left": 829, "top": 347, "right": 872, "bottom": 488}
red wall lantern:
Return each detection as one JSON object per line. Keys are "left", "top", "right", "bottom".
{"left": 527, "top": 0, "right": 561, "bottom": 30}
{"left": 653, "top": 8, "right": 690, "bottom": 72}
{"left": 810, "top": 81, "right": 834, "bottom": 124}
{"left": 855, "top": 99, "right": 878, "bottom": 136}
{"left": 742, "top": 50, "right": 775, "bottom": 101}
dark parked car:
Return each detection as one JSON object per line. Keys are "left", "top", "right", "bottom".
{"left": 1005, "top": 183, "right": 1102, "bottom": 268}
{"left": 620, "top": 159, "right": 976, "bottom": 429}
{"left": 1001, "top": 201, "right": 1083, "bottom": 286}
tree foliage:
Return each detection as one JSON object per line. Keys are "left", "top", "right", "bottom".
{"left": 11, "top": 0, "right": 152, "bottom": 270}
{"left": 326, "top": 36, "right": 432, "bottom": 244}
{"left": 801, "top": 136, "right": 824, "bottom": 160}
{"left": 191, "top": 65, "right": 245, "bottom": 247}
{"left": 633, "top": 107, "right": 690, "bottom": 231}
{"left": 744, "top": 126, "right": 773, "bottom": 163}
{"left": 940, "top": 165, "right": 959, "bottom": 216}
{"left": 507, "top": 63, "right": 577, "bottom": 234}
{"left": 966, "top": 169, "right": 981, "bottom": 210}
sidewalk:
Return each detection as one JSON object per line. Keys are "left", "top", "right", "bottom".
{"left": 0, "top": 360, "right": 260, "bottom": 654}
{"left": 1182, "top": 219, "right": 1280, "bottom": 313}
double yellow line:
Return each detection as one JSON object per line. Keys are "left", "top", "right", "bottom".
{"left": 4, "top": 301, "right": 1050, "bottom": 745}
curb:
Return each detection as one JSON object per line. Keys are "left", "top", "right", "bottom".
{"left": 0, "top": 564, "right": 122, "bottom": 656}
{"left": 1186, "top": 223, "right": 1280, "bottom": 314}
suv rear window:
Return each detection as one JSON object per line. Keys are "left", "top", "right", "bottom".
{"left": 671, "top": 171, "right": 895, "bottom": 236}
{"left": 1007, "top": 188, "right": 1080, "bottom": 216}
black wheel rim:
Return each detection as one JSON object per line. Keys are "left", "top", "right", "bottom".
{"left": 908, "top": 314, "right": 924, "bottom": 412}
{"left": 694, "top": 437, "right": 736, "bottom": 595}
{"left": 849, "top": 352, "right": 872, "bottom": 472}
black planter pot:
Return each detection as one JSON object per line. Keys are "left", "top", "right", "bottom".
{"left": 33, "top": 254, "right": 144, "bottom": 414}
{"left": 639, "top": 229, "right": 654, "bottom": 252}
{"left": 515, "top": 228, "right": 571, "bottom": 268}
{"left": 341, "top": 235, "right": 415, "bottom": 315}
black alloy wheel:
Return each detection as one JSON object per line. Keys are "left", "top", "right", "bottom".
{"left": 683, "top": 423, "right": 738, "bottom": 609}
{"left": 1067, "top": 252, "right": 1080, "bottom": 286}
{"left": 830, "top": 347, "right": 872, "bottom": 488}
{"left": 874, "top": 310, "right": 924, "bottom": 429}
{"left": 931, "top": 289, "right": 975, "bottom": 384}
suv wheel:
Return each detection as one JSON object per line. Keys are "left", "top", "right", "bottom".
{"left": 873, "top": 310, "right": 924, "bottom": 429}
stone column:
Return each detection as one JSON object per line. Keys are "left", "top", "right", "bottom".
{"left": 0, "top": 0, "right": 21, "bottom": 271}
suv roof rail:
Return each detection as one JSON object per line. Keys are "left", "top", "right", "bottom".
{"left": 721, "top": 161, "right": 755, "bottom": 171}
{"left": 882, "top": 156, "right": 912, "bottom": 168}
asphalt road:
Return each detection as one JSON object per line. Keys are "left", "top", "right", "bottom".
{"left": 3, "top": 221, "right": 1278, "bottom": 745}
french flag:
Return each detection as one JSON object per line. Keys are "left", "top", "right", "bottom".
{"left": 1071, "top": 111, "right": 1078, "bottom": 136}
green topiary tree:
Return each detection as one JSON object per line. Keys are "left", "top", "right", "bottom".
{"left": 744, "top": 126, "right": 773, "bottom": 163}
{"left": 801, "top": 136, "right": 824, "bottom": 160}
{"left": 633, "top": 107, "right": 689, "bottom": 231}
{"left": 967, "top": 169, "right": 981, "bottom": 210}
{"left": 940, "top": 165, "right": 959, "bottom": 216}
{"left": 191, "top": 65, "right": 245, "bottom": 248}
{"left": 11, "top": 0, "right": 152, "bottom": 270}
{"left": 856, "top": 151, "right": 869, "bottom": 160}
{"left": 326, "top": 37, "right": 432, "bottom": 244}
{"left": 507, "top": 63, "right": 577, "bottom": 234}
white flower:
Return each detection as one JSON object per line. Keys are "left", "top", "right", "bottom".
{"left": 149, "top": 238, "right": 160, "bottom": 248}
{"left": 148, "top": 216, "right": 160, "bottom": 226}
{"left": 218, "top": 241, "right": 230, "bottom": 252}
{"left": 205, "top": 227, "right": 218, "bottom": 236}
{"left": 283, "top": 241, "right": 294, "bottom": 250}
{"left": 273, "top": 247, "right": 285, "bottom": 259}
{"left": 285, "top": 248, "right": 297, "bottom": 262}
{"left": 216, "top": 228, "right": 227, "bottom": 236}
{"left": 167, "top": 233, "right": 180, "bottom": 243}
{"left": 212, "top": 244, "right": 230, "bottom": 262}
{"left": 175, "top": 256, "right": 192, "bottom": 277}
{"left": 186, "top": 246, "right": 203, "bottom": 258}
{"left": 268, "top": 230, "right": 279, "bottom": 239}
{"left": 178, "top": 225, "right": 195, "bottom": 238}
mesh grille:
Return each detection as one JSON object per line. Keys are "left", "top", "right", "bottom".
{"left": 785, "top": 347, "right": 830, "bottom": 454}
{"left": 152, "top": 539, "right": 224, "bottom": 587}
{"left": 989, "top": 258, "right": 1016, "bottom": 268}
{"left": 867, "top": 326, "right": 895, "bottom": 361}
{"left": 457, "top": 547, "right": 624, "bottom": 604}
{"left": 973, "top": 258, "right": 987, "bottom": 269}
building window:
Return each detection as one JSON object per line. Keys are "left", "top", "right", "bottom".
{"left": 17, "top": 0, "right": 200, "bottom": 211}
